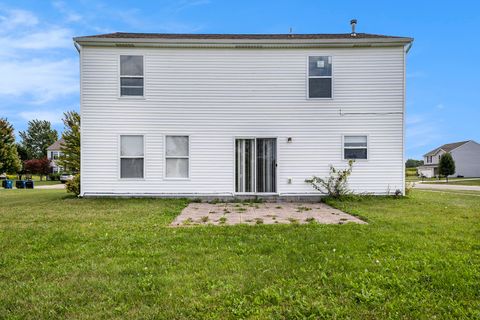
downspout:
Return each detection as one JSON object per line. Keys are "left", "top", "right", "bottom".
{"left": 74, "top": 41, "right": 81, "bottom": 53}
{"left": 405, "top": 41, "right": 413, "bottom": 53}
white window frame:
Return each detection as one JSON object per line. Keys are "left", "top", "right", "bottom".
{"left": 118, "top": 55, "right": 145, "bottom": 99}
{"left": 118, "top": 134, "right": 145, "bottom": 180}
{"left": 306, "top": 55, "right": 334, "bottom": 100}
{"left": 342, "top": 135, "right": 369, "bottom": 161}
{"left": 164, "top": 135, "right": 190, "bottom": 180}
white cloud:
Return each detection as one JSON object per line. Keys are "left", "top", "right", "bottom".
{"left": 51, "top": 1, "right": 82, "bottom": 22}
{"left": 406, "top": 71, "right": 427, "bottom": 79}
{"left": 0, "top": 58, "right": 78, "bottom": 103}
{"left": 406, "top": 114, "right": 423, "bottom": 125}
{"left": 0, "top": 28, "right": 72, "bottom": 52}
{"left": 18, "top": 110, "right": 64, "bottom": 124}
{"left": 169, "top": 0, "right": 211, "bottom": 13}
{"left": 0, "top": 9, "right": 38, "bottom": 30}
{"left": 0, "top": 7, "right": 77, "bottom": 103}
{"left": 406, "top": 113, "right": 442, "bottom": 150}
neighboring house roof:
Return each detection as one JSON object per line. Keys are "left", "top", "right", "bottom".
{"left": 423, "top": 140, "right": 471, "bottom": 157}
{"left": 47, "top": 138, "right": 64, "bottom": 151}
{"left": 73, "top": 32, "right": 413, "bottom": 48}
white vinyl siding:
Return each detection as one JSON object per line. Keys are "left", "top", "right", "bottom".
{"left": 80, "top": 46, "right": 405, "bottom": 196}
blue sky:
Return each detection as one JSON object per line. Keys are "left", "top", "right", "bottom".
{"left": 0, "top": 0, "right": 478, "bottom": 159}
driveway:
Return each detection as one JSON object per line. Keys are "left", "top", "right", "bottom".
{"left": 413, "top": 182, "right": 480, "bottom": 192}
{"left": 171, "top": 202, "right": 366, "bottom": 226}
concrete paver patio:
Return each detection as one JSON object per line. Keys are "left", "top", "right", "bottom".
{"left": 171, "top": 202, "right": 366, "bottom": 226}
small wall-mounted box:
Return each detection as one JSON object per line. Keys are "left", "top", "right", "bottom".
{"left": 287, "top": 178, "right": 292, "bottom": 184}
{"left": 287, "top": 137, "right": 293, "bottom": 143}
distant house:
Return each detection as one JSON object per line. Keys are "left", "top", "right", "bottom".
{"left": 418, "top": 140, "right": 480, "bottom": 178}
{"left": 47, "top": 139, "right": 64, "bottom": 173}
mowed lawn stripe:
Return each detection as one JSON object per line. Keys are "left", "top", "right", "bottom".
{"left": 0, "top": 189, "right": 479, "bottom": 319}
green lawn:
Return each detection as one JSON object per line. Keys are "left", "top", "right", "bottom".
{"left": 0, "top": 190, "right": 479, "bottom": 319}
{"left": 31, "top": 180, "right": 62, "bottom": 186}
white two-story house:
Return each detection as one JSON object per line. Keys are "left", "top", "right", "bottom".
{"left": 418, "top": 140, "right": 480, "bottom": 178}
{"left": 47, "top": 138, "right": 64, "bottom": 174}
{"left": 73, "top": 24, "right": 413, "bottom": 198}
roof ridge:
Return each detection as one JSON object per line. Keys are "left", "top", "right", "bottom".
{"left": 74, "top": 32, "right": 413, "bottom": 41}
{"left": 423, "top": 140, "right": 471, "bottom": 156}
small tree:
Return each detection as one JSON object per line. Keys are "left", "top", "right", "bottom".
{"left": 24, "top": 158, "right": 51, "bottom": 180}
{"left": 58, "top": 111, "right": 80, "bottom": 173}
{"left": 439, "top": 153, "right": 455, "bottom": 182}
{"left": 305, "top": 160, "right": 354, "bottom": 198}
{"left": 0, "top": 118, "right": 22, "bottom": 174}
{"left": 19, "top": 119, "right": 58, "bottom": 159}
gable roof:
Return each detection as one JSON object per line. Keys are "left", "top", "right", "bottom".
{"left": 423, "top": 141, "right": 471, "bottom": 157}
{"left": 76, "top": 32, "right": 410, "bottom": 40}
{"left": 73, "top": 32, "right": 413, "bottom": 48}
{"left": 47, "top": 138, "right": 64, "bottom": 151}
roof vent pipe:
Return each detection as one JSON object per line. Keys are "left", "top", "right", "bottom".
{"left": 350, "top": 19, "right": 357, "bottom": 37}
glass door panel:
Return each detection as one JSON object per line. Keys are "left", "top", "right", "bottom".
{"left": 256, "top": 138, "right": 277, "bottom": 193}
{"left": 235, "top": 139, "right": 255, "bottom": 193}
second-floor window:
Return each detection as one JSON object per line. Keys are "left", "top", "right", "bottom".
{"left": 120, "top": 55, "right": 144, "bottom": 97}
{"left": 308, "top": 56, "right": 332, "bottom": 98}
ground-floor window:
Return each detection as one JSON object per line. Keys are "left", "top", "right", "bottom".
{"left": 235, "top": 138, "right": 276, "bottom": 193}
{"left": 165, "top": 136, "right": 189, "bottom": 179}
{"left": 343, "top": 135, "right": 368, "bottom": 160}
{"left": 120, "top": 135, "right": 144, "bottom": 179}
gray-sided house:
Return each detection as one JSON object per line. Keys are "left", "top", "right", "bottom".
{"left": 73, "top": 21, "right": 413, "bottom": 198}
{"left": 47, "top": 138, "right": 64, "bottom": 174}
{"left": 418, "top": 140, "right": 480, "bottom": 178}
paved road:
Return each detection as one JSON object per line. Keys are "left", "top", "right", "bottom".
{"left": 413, "top": 182, "right": 480, "bottom": 192}
{"left": 35, "top": 184, "right": 66, "bottom": 190}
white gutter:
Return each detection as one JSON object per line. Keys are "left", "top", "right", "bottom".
{"left": 74, "top": 41, "right": 81, "bottom": 53}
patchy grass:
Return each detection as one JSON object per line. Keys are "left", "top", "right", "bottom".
{"left": 0, "top": 189, "right": 479, "bottom": 318}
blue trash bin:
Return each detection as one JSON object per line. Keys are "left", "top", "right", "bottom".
{"left": 25, "top": 180, "right": 34, "bottom": 189}
{"left": 4, "top": 180, "right": 13, "bottom": 189}
{"left": 16, "top": 180, "right": 26, "bottom": 189}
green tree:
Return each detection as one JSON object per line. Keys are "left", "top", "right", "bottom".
{"left": 439, "top": 153, "right": 455, "bottom": 182}
{"left": 405, "top": 159, "right": 424, "bottom": 168}
{"left": 19, "top": 120, "right": 58, "bottom": 159}
{"left": 58, "top": 111, "right": 80, "bottom": 173}
{"left": 0, "top": 118, "right": 22, "bottom": 174}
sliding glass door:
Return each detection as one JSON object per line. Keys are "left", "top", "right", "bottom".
{"left": 235, "top": 138, "right": 277, "bottom": 193}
